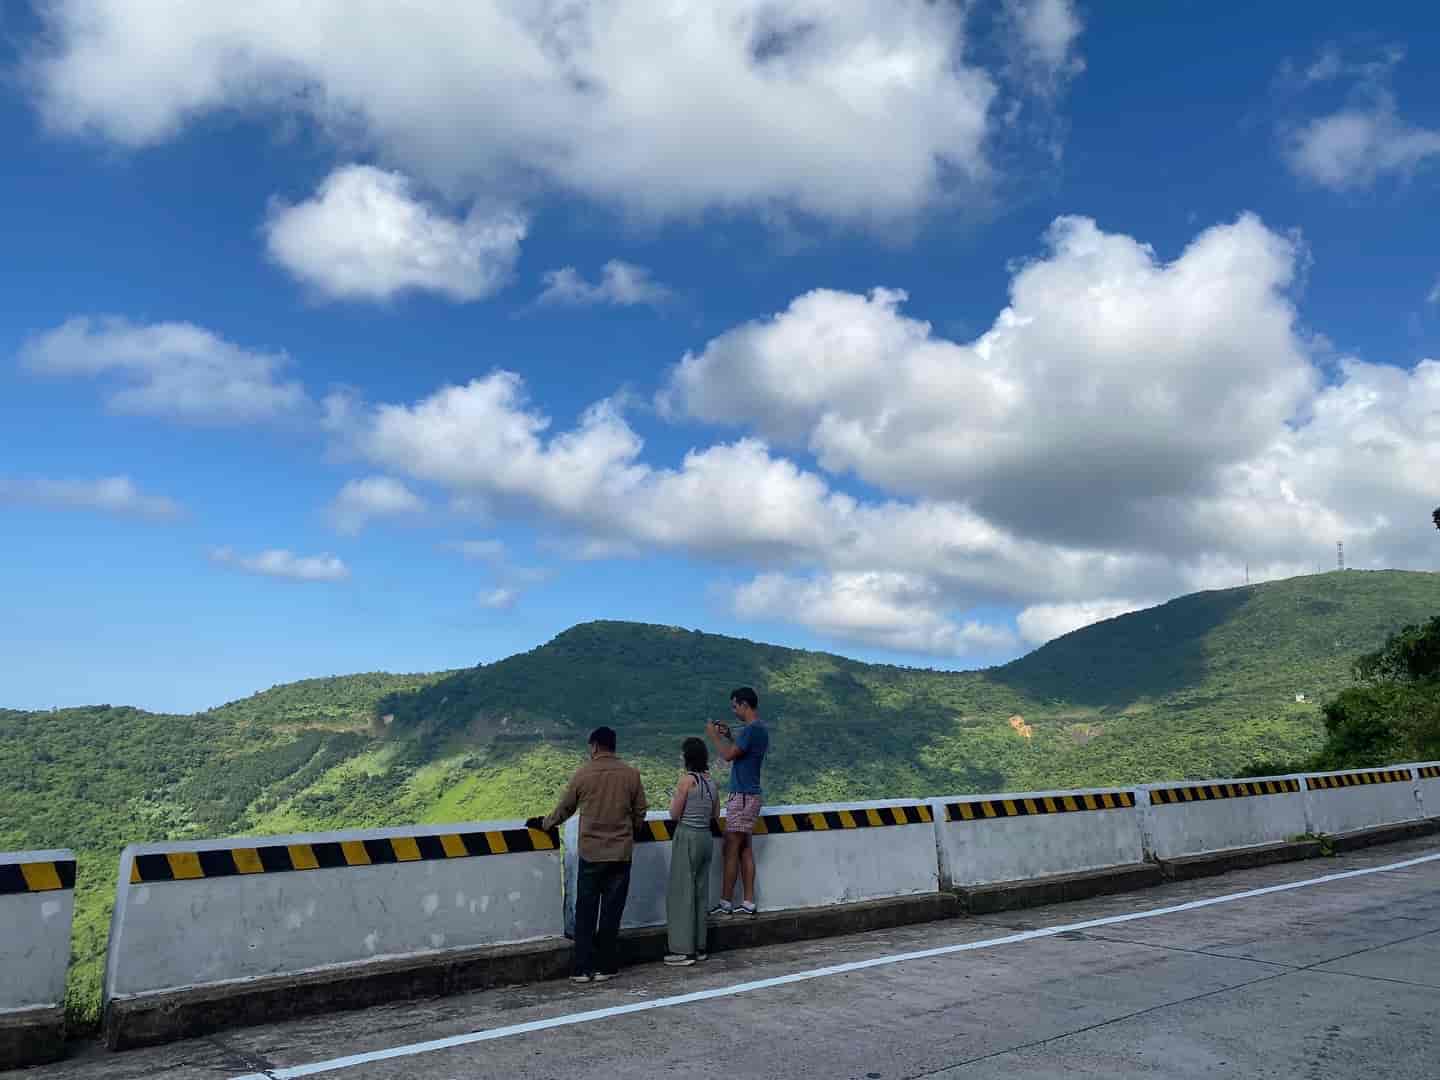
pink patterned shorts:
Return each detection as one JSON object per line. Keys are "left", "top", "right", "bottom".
{"left": 724, "top": 793, "right": 763, "bottom": 834}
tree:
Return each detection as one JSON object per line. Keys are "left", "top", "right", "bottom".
{"left": 1354, "top": 616, "right": 1440, "bottom": 684}
{"left": 1315, "top": 616, "right": 1440, "bottom": 768}
{"left": 1433, "top": 505, "right": 1440, "bottom": 531}
{"left": 1318, "top": 686, "right": 1407, "bottom": 766}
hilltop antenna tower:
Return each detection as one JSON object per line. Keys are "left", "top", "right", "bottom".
{"left": 1337, "top": 541, "right": 1345, "bottom": 572}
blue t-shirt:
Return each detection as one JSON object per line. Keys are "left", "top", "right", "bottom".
{"left": 729, "top": 720, "right": 769, "bottom": 796}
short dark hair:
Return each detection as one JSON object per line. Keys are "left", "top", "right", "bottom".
{"left": 730, "top": 686, "right": 758, "bottom": 711}
{"left": 588, "top": 726, "right": 617, "bottom": 752}
{"left": 682, "top": 736, "right": 708, "bottom": 772}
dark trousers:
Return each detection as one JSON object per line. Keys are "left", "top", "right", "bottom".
{"left": 574, "top": 857, "right": 632, "bottom": 975}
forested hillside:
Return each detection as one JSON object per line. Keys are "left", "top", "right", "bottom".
{"left": 4, "top": 569, "right": 1437, "bottom": 1025}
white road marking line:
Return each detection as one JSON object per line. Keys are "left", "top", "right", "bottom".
{"left": 232, "top": 850, "right": 1440, "bottom": 1079}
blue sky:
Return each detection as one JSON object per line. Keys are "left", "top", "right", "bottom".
{"left": 3, "top": 2, "right": 1438, "bottom": 714}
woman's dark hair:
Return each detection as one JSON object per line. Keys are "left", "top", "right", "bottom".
{"left": 682, "top": 736, "right": 708, "bottom": 772}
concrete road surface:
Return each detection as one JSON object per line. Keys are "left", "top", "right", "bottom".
{"left": 25, "top": 836, "right": 1440, "bottom": 1079}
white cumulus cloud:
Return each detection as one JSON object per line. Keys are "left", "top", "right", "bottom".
{"left": 20, "top": 317, "right": 307, "bottom": 425}
{"left": 1286, "top": 95, "right": 1440, "bottom": 190}
{"left": 663, "top": 213, "right": 1313, "bottom": 549}
{"left": 1004, "top": 0, "right": 1084, "bottom": 90}
{"left": 328, "top": 475, "right": 426, "bottom": 535}
{"left": 1279, "top": 49, "right": 1440, "bottom": 191}
{"left": 444, "top": 537, "right": 550, "bottom": 609}
{"left": 317, "top": 213, "right": 1440, "bottom": 660}
{"left": 477, "top": 586, "right": 520, "bottom": 611}
{"left": 323, "top": 368, "right": 1182, "bottom": 611}
{"left": 536, "top": 261, "right": 671, "bottom": 308}
{"left": 734, "top": 571, "right": 1016, "bottom": 656}
{"left": 265, "top": 165, "right": 526, "bottom": 303}
{"left": 210, "top": 547, "right": 350, "bottom": 583}
{"left": 1017, "top": 599, "right": 1147, "bottom": 646}
{"left": 24, "top": 1, "right": 1083, "bottom": 224}
{"left": 0, "top": 474, "right": 181, "bottom": 520}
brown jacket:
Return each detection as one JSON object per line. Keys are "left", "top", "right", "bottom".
{"left": 542, "top": 752, "right": 648, "bottom": 863}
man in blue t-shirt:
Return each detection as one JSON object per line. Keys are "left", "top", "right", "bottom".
{"left": 705, "top": 686, "right": 769, "bottom": 916}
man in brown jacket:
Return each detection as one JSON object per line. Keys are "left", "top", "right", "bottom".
{"left": 527, "top": 726, "right": 647, "bottom": 983}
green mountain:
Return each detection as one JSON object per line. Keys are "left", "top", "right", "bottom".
{"left": 4, "top": 568, "right": 1437, "bottom": 1026}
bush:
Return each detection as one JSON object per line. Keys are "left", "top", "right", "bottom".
{"left": 1310, "top": 615, "right": 1440, "bottom": 769}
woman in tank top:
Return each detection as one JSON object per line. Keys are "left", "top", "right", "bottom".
{"left": 665, "top": 737, "right": 718, "bottom": 965}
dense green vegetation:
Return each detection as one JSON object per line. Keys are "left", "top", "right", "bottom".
{"left": 0, "top": 672, "right": 447, "bottom": 1024}
{"left": 1308, "top": 616, "right": 1440, "bottom": 770}
{"left": 4, "top": 569, "right": 1438, "bottom": 1028}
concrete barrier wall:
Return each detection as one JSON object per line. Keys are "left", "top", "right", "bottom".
{"left": 929, "top": 789, "right": 1144, "bottom": 888}
{"left": 1302, "top": 768, "right": 1420, "bottom": 836}
{"left": 1142, "top": 777, "right": 1308, "bottom": 859}
{"left": 77, "top": 757, "right": 1440, "bottom": 1009}
{"left": 105, "top": 821, "right": 563, "bottom": 1002}
{"left": 566, "top": 799, "right": 939, "bottom": 932}
{"left": 0, "top": 849, "right": 76, "bottom": 1012}
{"left": 1411, "top": 762, "right": 1440, "bottom": 817}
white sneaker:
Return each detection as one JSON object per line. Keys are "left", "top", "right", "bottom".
{"left": 739, "top": 902, "right": 758, "bottom": 917}
{"left": 696, "top": 952, "right": 708, "bottom": 962}
{"left": 664, "top": 953, "right": 696, "bottom": 966}
{"left": 592, "top": 971, "right": 617, "bottom": 982}
{"left": 708, "top": 901, "right": 733, "bottom": 917}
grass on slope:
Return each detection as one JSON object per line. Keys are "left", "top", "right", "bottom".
{"left": 209, "top": 671, "right": 454, "bottom": 733}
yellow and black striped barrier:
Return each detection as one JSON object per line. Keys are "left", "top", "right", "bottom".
{"left": 128, "top": 826, "right": 560, "bottom": 884}
{"left": 0, "top": 858, "right": 76, "bottom": 895}
{"left": 757, "top": 803, "right": 932, "bottom": 835}
{"left": 1417, "top": 765, "right": 1440, "bottom": 780}
{"left": 1305, "top": 769, "right": 1413, "bottom": 790}
{"left": 634, "top": 804, "right": 933, "bottom": 843}
{"left": 1150, "top": 779, "right": 1300, "bottom": 805}
{"left": 943, "top": 791, "right": 1134, "bottom": 821}
{"left": 635, "top": 819, "right": 723, "bottom": 843}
